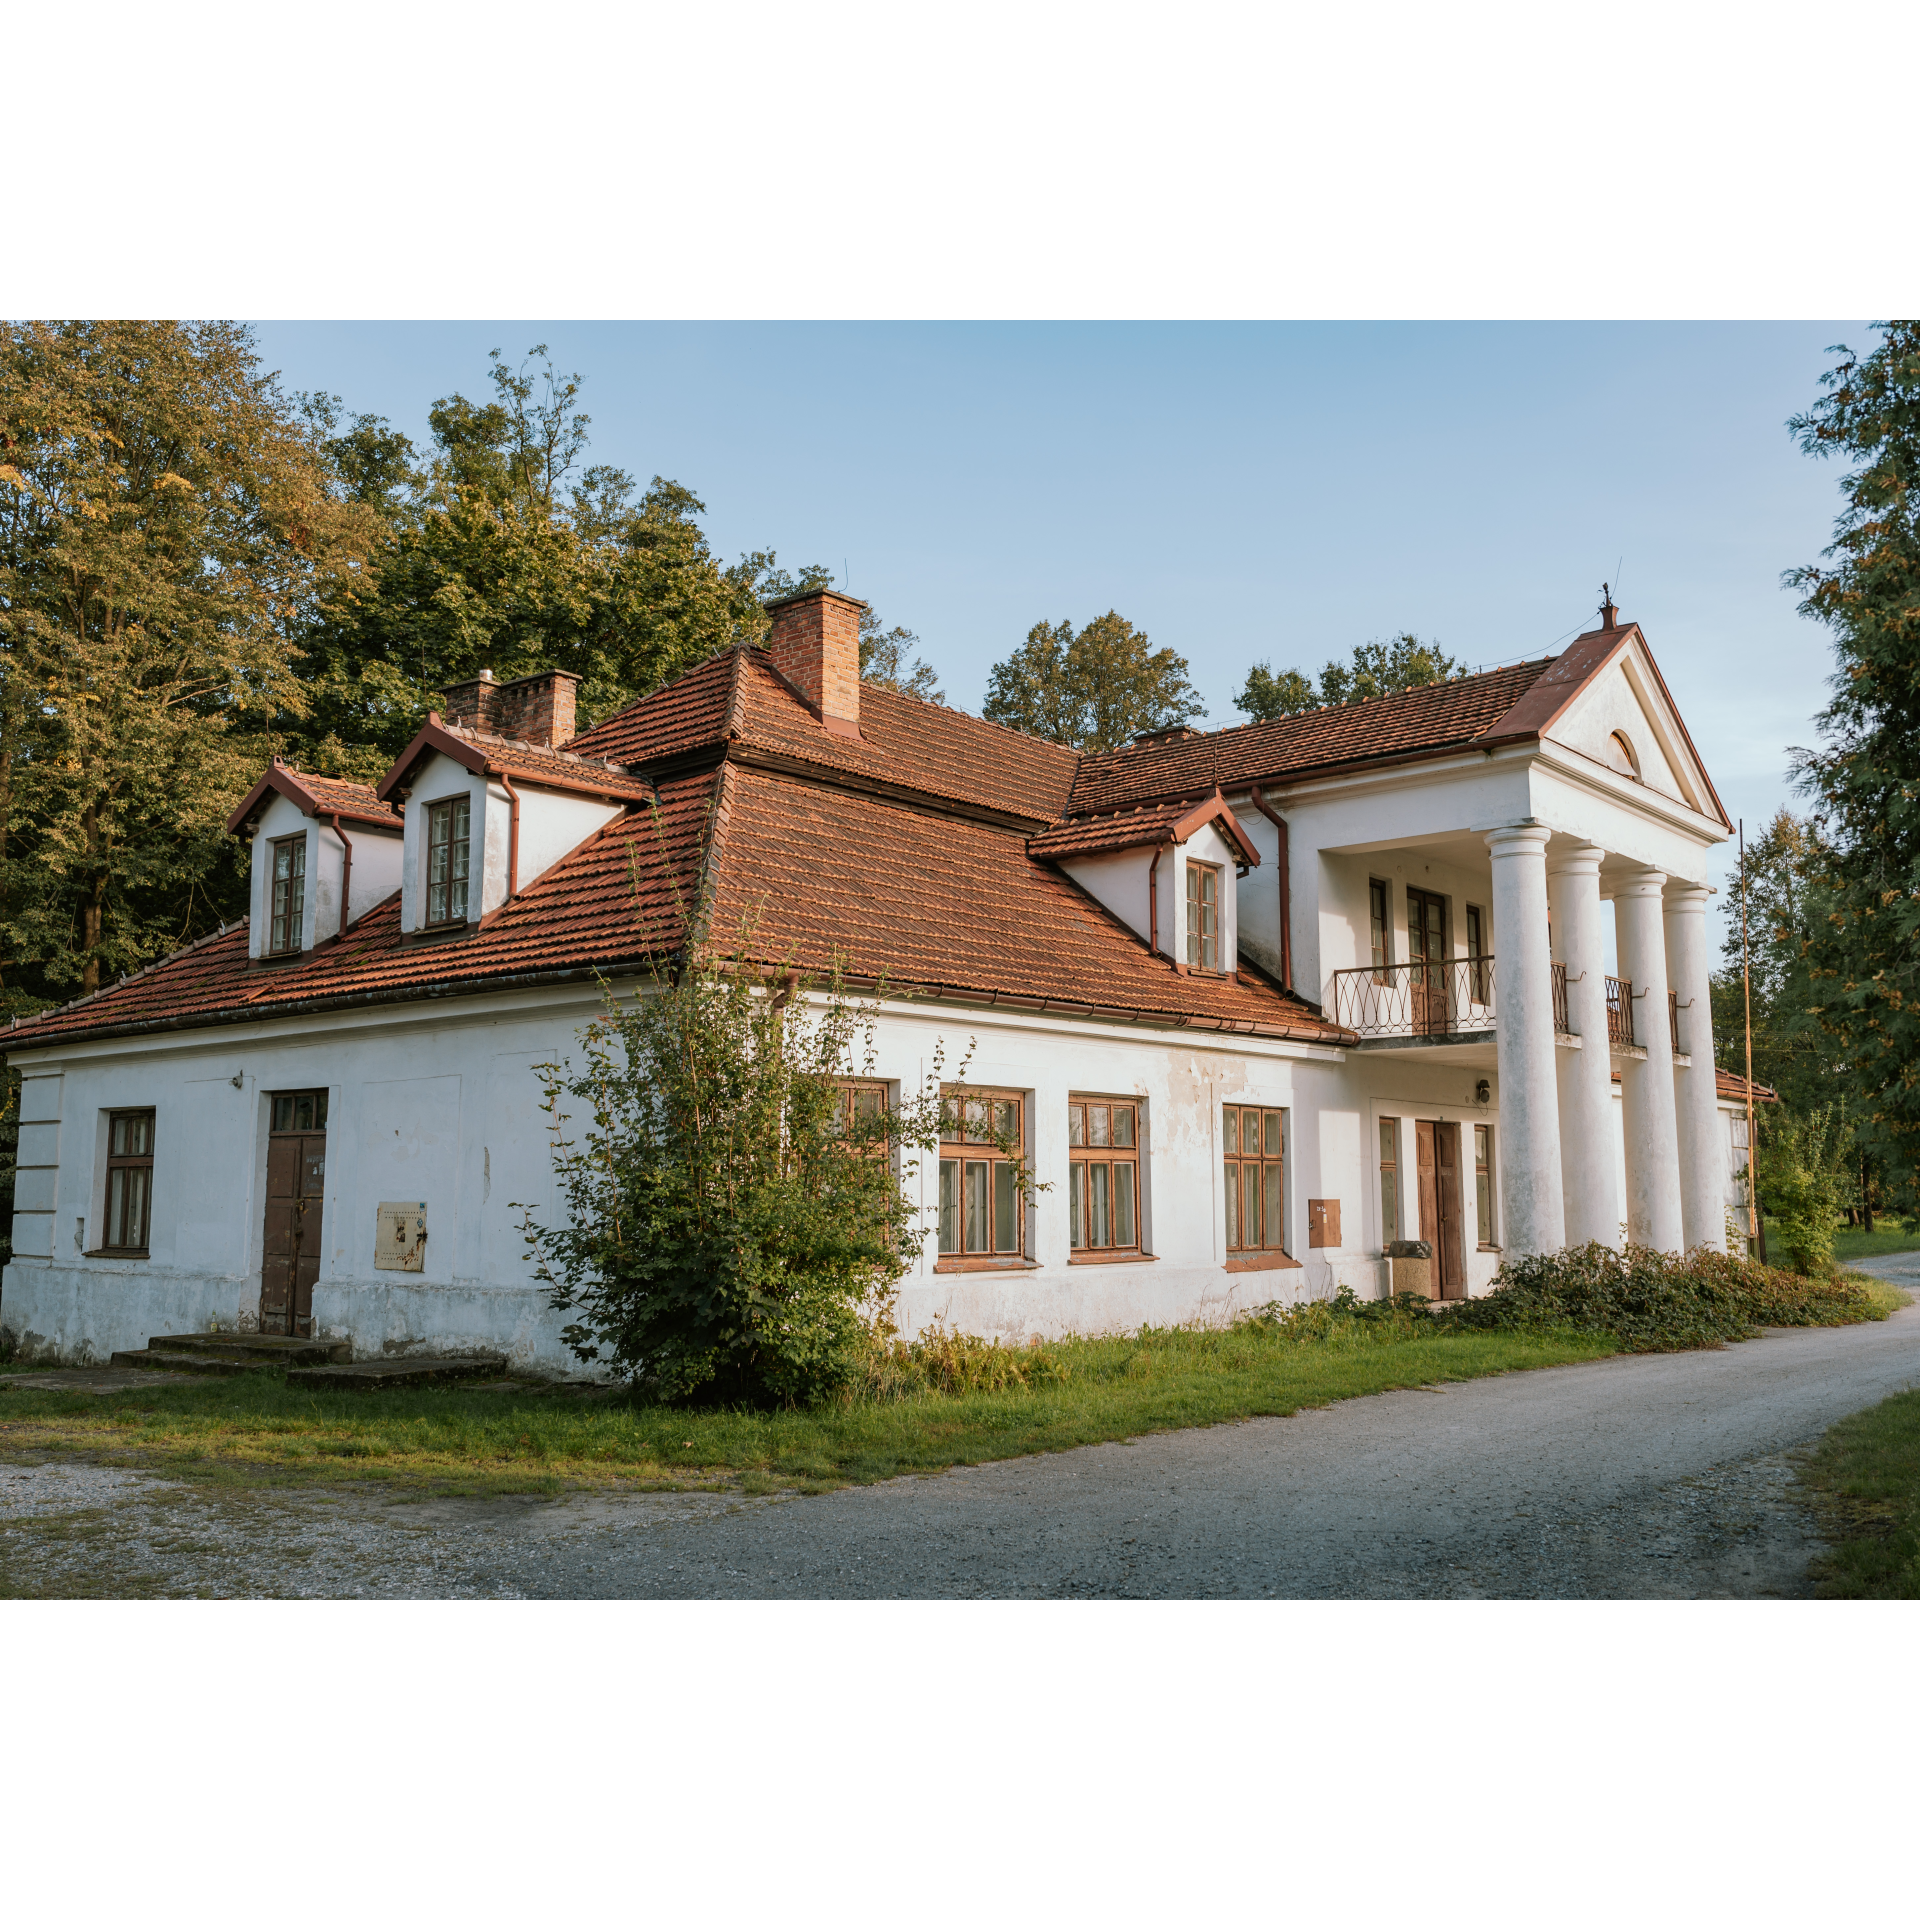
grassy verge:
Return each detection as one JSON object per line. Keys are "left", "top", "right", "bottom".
{"left": 0, "top": 1324, "right": 1614, "bottom": 1497}
{"left": 1800, "top": 1389, "right": 1920, "bottom": 1599}
{"left": 1832, "top": 1216, "right": 1920, "bottom": 1265}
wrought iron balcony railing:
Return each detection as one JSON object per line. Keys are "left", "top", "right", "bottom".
{"left": 1607, "top": 975, "right": 1634, "bottom": 1046}
{"left": 1331, "top": 957, "right": 1500, "bottom": 1039}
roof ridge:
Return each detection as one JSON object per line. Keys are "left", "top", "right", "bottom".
{"left": 440, "top": 719, "right": 638, "bottom": 774}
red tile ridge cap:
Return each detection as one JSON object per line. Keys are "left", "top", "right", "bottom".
{"left": 226, "top": 762, "right": 402, "bottom": 836}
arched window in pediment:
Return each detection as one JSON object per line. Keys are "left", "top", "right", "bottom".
{"left": 1604, "top": 730, "right": 1640, "bottom": 780}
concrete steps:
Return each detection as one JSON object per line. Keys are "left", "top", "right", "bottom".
{"left": 290, "top": 1355, "right": 509, "bottom": 1392}
{"left": 104, "top": 1334, "right": 503, "bottom": 1389}
{"left": 109, "top": 1334, "right": 351, "bottom": 1374}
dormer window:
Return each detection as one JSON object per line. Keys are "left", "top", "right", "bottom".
{"left": 269, "top": 835, "right": 306, "bottom": 954}
{"left": 426, "top": 794, "right": 471, "bottom": 926}
{"left": 1604, "top": 730, "right": 1640, "bottom": 780}
{"left": 1186, "top": 861, "right": 1221, "bottom": 970}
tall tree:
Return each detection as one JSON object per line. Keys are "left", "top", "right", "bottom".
{"left": 1789, "top": 322, "right": 1920, "bottom": 1165}
{"left": 1235, "top": 632, "right": 1465, "bottom": 722}
{"left": 983, "top": 612, "right": 1205, "bottom": 750}
{"left": 0, "top": 321, "right": 375, "bottom": 1003}
{"left": 1708, "top": 807, "right": 1834, "bottom": 1114}
{"left": 293, "top": 348, "right": 759, "bottom": 769}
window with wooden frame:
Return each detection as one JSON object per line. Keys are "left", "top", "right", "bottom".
{"left": 1474, "top": 1123, "right": 1497, "bottom": 1248}
{"left": 1222, "top": 1103, "right": 1286, "bottom": 1256}
{"left": 272, "top": 1089, "right": 329, "bottom": 1133}
{"left": 425, "top": 793, "right": 471, "bottom": 926}
{"left": 1186, "top": 861, "right": 1221, "bottom": 971}
{"left": 268, "top": 833, "right": 306, "bottom": 954}
{"left": 1379, "top": 1117, "right": 1400, "bottom": 1244}
{"left": 102, "top": 1108, "right": 155, "bottom": 1252}
{"left": 833, "top": 1080, "right": 889, "bottom": 1137}
{"left": 937, "top": 1088, "right": 1025, "bottom": 1262}
{"left": 1465, "top": 903, "right": 1487, "bottom": 1004}
{"left": 1069, "top": 1096, "right": 1142, "bottom": 1258}
{"left": 1369, "top": 878, "right": 1391, "bottom": 978}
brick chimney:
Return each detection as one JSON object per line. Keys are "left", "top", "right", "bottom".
{"left": 438, "top": 667, "right": 581, "bottom": 749}
{"left": 439, "top": 668, "right": 503, "bottom": 734}
{"left": 766, "top": 588, "right": 864, "bottom": 739}
{"left": 495, "top": 669, "right": 580, "bottom": 749}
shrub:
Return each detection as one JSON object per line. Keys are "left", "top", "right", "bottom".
{"left": 523, "top": 951, "right": 950, "bottom": 1408}
{"left": 1443, "top": 1240, "right": 1888, "bottom": 1351}
{"left": 1755, "top": 1103, "right": 1852, "bottom": 1274}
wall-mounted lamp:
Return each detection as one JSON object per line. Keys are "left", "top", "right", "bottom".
{"left": 1475, "top": 1079, "right": 1492, "bottom": 1106}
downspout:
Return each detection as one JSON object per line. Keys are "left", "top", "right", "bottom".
{"left": 1148, "top": 846, "right": 1161, "bottom": 960}
{"left": 324, "top": 811, "right": 355, "bottom": 936}
{"left": 1248, "top": 785, "right": 1291, "bottom": 992}
{"left": 499, "top": 771, "right": 521, "bottom": 900}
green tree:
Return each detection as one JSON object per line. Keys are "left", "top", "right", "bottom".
{"left": 1754, "top": 1102, "right": 1853, "bottom": 1274}
{"left": 0, "top": 320, "right": 376, "bottom": 1002}
{"left": 522, "top": 953, "right": 948, "bottom": 1406}
{"left": 1788, "top": 322, "right": 1920, "bottom": 1170}
{"left": 983, "top": 611, "right": 1205, "bottom": 750}
{"left": 1235, "top": 632, "right": 1465, "bottom": 722}
{"left": 1709, "top": 807, "right": 1835, "bottom": 1114}
{"left": 292, "top": 347, "right": 759, "bottom": 770}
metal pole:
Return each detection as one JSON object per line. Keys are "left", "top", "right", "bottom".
{"left": 1742, "top": 819, "right": 1759, "bottom": 1259}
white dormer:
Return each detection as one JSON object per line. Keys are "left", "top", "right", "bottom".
{"left": 376, "top": 670, "right": 651, "bottom": 935}
{"left": 1030, "top": 791, "right": 1259, "bottom": 976}
{"left": 227, "top": 764, "right": 406, "bottom": 959}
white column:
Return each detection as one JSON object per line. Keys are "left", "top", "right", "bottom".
{"left": 1486, "top": 824, "right": 1566, "bottom": 1256}
{"left": 1612, "top": 867, "right": 1684, "bottom": 1252}
{"left": 1665, "top": 883, "right": 1725, "bottom": 1252}
{"left": 1547, "top": 843, "right": 1618, "bottom": 1247}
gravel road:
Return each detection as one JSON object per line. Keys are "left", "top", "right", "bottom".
{"left": 6, "top": 1266, "right": 1917, "bottom": 1599}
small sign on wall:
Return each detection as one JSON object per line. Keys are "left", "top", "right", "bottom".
{"left": 1308, "top": 1198, "right": 1341, "bottom": 1248}
{"left": 375, "top": 1201, "right": 428, "bottom": 1272}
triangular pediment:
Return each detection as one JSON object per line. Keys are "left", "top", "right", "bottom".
{"left": 1537, "top": 627, "right": 1725, "bottom": 824}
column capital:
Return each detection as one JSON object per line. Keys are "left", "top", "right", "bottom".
{"left": 1610, "top": 865, "right": 1667, "bottom": 900}
{"left": 1545, "top": 840, "right": 1605, "bottom": 880}
{"left": 1484, "top": 822, "right": 1552, "bottom": 857}
{"left": 1663, "top": 882, "right": 1712, "bottom": 917}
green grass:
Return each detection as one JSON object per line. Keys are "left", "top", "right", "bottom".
{"left": 0, "top": 1324, "right": 1615, "bottom": 1496}
{"left": 1831, "top": 1214, "right": 1920, "bottom": 1266}
{"left": 1800, "top": 1389, "right": 1920, "bottom": 1599}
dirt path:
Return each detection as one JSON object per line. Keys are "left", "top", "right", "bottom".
{"left": 5, "top": 1281, "right": 1917, "bottom": 1599}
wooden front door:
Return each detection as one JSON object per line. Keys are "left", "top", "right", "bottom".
{"left": 1416, "top": 1119, "right": 1467, "bottom": 1301}
{"left": 261, "top": 1089, "right": 328, "bottom": 1337}
{"left": 1407, "top": 886, "right": 1450, "bottom": 1034}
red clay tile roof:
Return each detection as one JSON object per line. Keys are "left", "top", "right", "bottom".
{"left": 698, "top": 767, "right": 1340, "bottom": 1040}
{"left": 7, "top": 757, "right": 1346, "bottom": 1050}
{"left": 1066, "top": 658, "right": 1559, "bottom": 816}
{"left": 10, "top": 772, "right": 718, "bottom": 1049}
{"left": 1028, "top": 791, "right": 1261, "bottom": 864}
{"left": 377, "top": 719, "right": 655, "bottom": 805}
{"left": 572, "top": 647, "right": 1080, "bottom": 825}
{"left": 226, "top": 763, "right": 401, "bottom": 835}
{"left": 1715, "top": 1068, "right": 1779, "bottom": 1103}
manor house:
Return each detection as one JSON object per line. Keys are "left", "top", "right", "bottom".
{"left": 2, "top": 589, "right": 1765, "bottom": 1370}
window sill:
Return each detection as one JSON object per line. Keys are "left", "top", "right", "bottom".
{"left": 1223, "top": 1250, "right": 1302, "bottom": 1272}
{"left": 85, "top": 1247, "right": 150, "bottom": 1260}
{"left": 1068, "top": 1249, "right": 1157, "bottom": 1265}
{"left": 932, "top": 1256, "right": 1038, "bottom": 1274}
{"left": 1477, "top": 1243, "right": 1502, "bottom": 1253}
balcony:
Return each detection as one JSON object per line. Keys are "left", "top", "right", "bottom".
{"left": 1330, "top": 958, "right": 1670, "bottom": 1057}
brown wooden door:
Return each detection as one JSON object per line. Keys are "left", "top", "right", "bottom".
{"left": 1415, "top": 1120, "right": 1467, "bottom": 1300}
{"left": 260, "top": 1117, "right": 327, "bottom": 1337}
{"left": 1407, "top": 887, "right": 1449, "bottom": 1034}
{"left": 1433, "top": 1121, "right": 1466, "bottom": 1299}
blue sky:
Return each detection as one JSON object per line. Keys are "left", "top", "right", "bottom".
{"left": 255, "top": 320, "right": 1872, "bottom": 934}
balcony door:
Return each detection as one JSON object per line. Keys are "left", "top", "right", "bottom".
{"left": 1407, "top": 886, "right": 1450, "bottom": 1035}
{"left": 1415, "top": 1119, "right": 1466, "bottom": 1300}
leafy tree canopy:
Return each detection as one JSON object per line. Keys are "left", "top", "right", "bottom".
{"left": 982, "top": 611, "right": 1205, "bottom": 751}
{"left": 1788, "top": 322, "right": 1920, "bottom": 1166}
{"left": 0, "top": 320, "right": 377, "bottom": 1003}
{"left": 1235, "top": 632, "right": 1466, "bottom": 722}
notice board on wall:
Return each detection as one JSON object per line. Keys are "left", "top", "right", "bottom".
{"left": 374, "top": 1201, "right": 428, "bottom": 1272}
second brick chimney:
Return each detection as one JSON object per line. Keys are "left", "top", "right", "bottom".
{"left": 766, "top": 588, "right": 864, "bottom": 739}
{"left": 439, "top": 668, "right": 581, "bottom": 749}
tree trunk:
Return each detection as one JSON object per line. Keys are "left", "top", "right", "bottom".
{"left": 80, "top": 803, "right": 105, "bottom": 995}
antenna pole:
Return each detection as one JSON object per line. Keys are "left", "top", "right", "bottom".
{"left": 1741, "top": 818, "right": 1758, "bottom": 1259}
